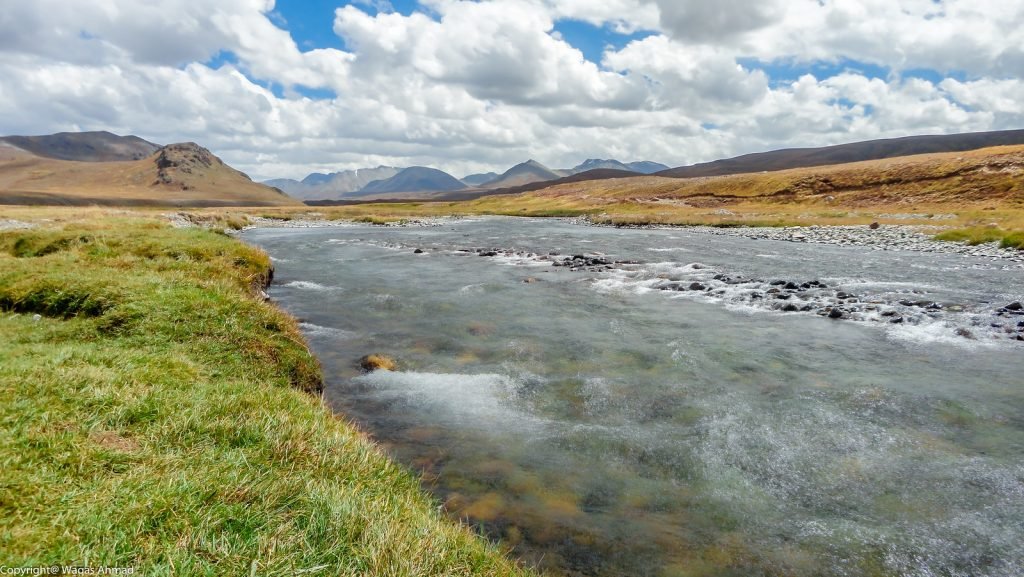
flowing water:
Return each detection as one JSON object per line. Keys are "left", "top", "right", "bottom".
{"left": 244, "top": 218, "right": 1024, "bottom": 577}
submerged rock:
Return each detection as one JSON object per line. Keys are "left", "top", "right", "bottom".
{"left": 359, "top": 354, "right": 397, "bottom": 372}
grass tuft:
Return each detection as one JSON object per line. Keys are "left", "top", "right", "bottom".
{"left": 934, "top": 225, "right": 1024, "bottom": 250}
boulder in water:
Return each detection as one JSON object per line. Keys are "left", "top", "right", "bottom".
{"left": 359, "top": 354, "right": 397, "bottom": 372}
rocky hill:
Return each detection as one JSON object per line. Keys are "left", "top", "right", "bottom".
{"left": 0, "top": 139, "right": 299, "bottom": 207}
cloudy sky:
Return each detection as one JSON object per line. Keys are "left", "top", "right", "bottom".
{"left": 2, "top": 0, "right": 1023, "bottom": 180}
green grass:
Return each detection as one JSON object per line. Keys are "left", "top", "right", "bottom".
{"left": 1001, "top": 232, "right": 1024, "bottom": 250}
{"left": 934, "top": 225, "right": 1024, "bottom": 249}
{"left": 0, "top": 220, "right": 532, "bottom": 576}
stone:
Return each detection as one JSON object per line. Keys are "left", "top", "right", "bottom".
{"left": 414, "top": 248, "right": 424, "bottom": 254}
{"left": 828, "top": 308, "right": 844, "bottom": 319}
{"left": 689, "top": 282, "right": 707, "bottom": 291}
{"left": 359, "top": 354, "right": 397, "bottom": 372}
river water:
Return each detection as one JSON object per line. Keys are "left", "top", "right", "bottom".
{"left": 244, "top": 218, "right": 1024, "bottom": 577}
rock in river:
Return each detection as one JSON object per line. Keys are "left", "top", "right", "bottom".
{"left": 359, "top": 354, "right": 397, "bottom": 372}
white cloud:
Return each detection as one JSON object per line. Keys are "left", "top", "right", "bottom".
{"left": 0, "top": 0, "right": 1021, "bottom": 180}
{"left": 652, "top": 0, "right": 785, "bottom": 44}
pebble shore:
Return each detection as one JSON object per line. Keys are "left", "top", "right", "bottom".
{"left": 581, "top": 220, "right": 1024, "bottom": 263}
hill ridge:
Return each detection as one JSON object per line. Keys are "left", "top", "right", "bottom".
{"left": 658, "top": 129, "right": 1024, "bottom": 179}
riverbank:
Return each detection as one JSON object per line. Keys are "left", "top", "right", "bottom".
{"left": 0, "top": 216, "right": 532, "bottom": 575}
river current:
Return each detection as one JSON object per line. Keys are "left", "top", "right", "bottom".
{"left": 244, "top": 217, "right": 1024, "bottom": 577}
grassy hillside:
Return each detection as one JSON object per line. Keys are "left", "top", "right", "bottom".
{"left": 0, "top": 216, "right": 531, "bottom": 576}
{"left": 0, "top": 143, "right": 300, "bottom": 207}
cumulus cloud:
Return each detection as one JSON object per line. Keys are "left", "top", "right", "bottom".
{"left": 0, "top": 0, "right": 1021, "bottom": 179}
{"left": 653, "top": 0, "right": 784, "bottom": 43}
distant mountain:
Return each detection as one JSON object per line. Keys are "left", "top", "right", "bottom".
{"left": 658, "top": 129, "right": 1024, "bottom": 178}
{"left": 569, "top": 159, "right": 669, "bottom": 175}
{"left": 625, "top": 161, "right": 671, "bottom": 174}
{"left": 461, "top": 172, "right": 500, "bottom": 187}
{"left": 481, "top": 160, "right": 565, "bottom": 188}
{"left": 0, "top": 138, "right": 299, "bottom": 207}
{"left": 301, "top": 173, "right": 334, "bottom": 186}
{"left": 570, "top": 159, "right": 633, "bottom": 173}
{"left": 355, "top": 166, "right": 466, "bottom": 196}
{"left": 263, "top": 166, "right": 403, "bottom": 200}
{"left": 458, "top": 168, "right": 640, "bottom": 200}
{"left": 305, "top": 168, "right": 644, "bottom": 205}
{"left": 262, "top": 178, "right": 305, "bottom": 194}
{"left": 0, "top": 130, "right": 161, "bottom": 162}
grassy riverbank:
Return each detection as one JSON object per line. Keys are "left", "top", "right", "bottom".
{"left": 0, "top": 216, "right": 532, "bottom": 576}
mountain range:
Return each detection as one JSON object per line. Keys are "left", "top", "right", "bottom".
{"left": 265, "top": 158, "right": 669, "bottom": 199}
{"left": 265, "top": 166, "right": 402, "bottom": 200}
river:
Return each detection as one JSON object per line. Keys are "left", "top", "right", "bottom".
{"left": 244, "top": 217, "right": 1024, "bottom": 577}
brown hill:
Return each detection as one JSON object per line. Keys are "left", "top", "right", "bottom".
{"left": 658, "top": 129, "right": 1024, "bottom": 179}
{"left": 0, "top": 141, "right": 300, "bottom": 207}
{"left": 0, "top": 131, "right": 161, "bottom": 162}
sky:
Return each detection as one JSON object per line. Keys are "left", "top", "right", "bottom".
{"left": 1, "top": 1, "right": 1023, "bottom": 180}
